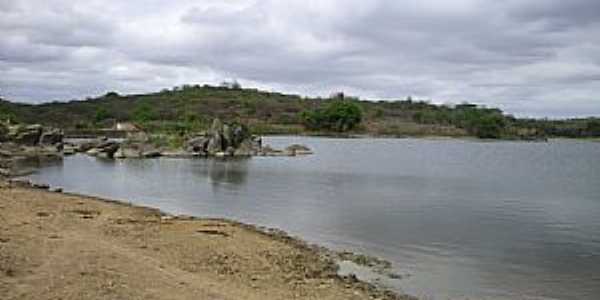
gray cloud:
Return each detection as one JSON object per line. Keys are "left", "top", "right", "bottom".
{"left": 1, "top": 0, "right": 599, "bottom": 117}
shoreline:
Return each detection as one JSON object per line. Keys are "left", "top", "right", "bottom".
{"left": 265, "top": 133, "right": 600, "bottom": 143}
{"left": 0, "top": 179, "right": 415, "bottom": 300}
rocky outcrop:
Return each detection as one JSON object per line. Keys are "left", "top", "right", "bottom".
{"left": 73, "top": 118, "right": 312, "bottom": 160}
{"left": 39, "top": 128, "right": 64, "bottom": 146}
{"left": 0, "top": 124, "right": 64, "bottom": 147}
{"left": 0, "top": 123, "right": 64, "bottom": 177}
{"left": 185, "top": 119, "right": 261, "bottom": 157}
{"left": 181, "top": 119, "right": 313, "bottom": 158}
{"left": 9, "top": 125, "right": 43, "bottom": 146}
{"left": 93, "top": 140, "right": 120, "bottom": 159}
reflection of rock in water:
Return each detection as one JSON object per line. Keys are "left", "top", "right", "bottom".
{"left": 201, "top": 158, "right": 249, "bottom": 187}
{"left": 11, "top": 154, "right": 63, "bottom": 176}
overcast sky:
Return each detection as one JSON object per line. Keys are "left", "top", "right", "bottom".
{"left": 1, "top": 0, "right": 599, "bottom": 117}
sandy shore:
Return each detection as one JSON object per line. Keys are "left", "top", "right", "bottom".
{"left": 0, "top": 181, "right": 413, "bottom": 300}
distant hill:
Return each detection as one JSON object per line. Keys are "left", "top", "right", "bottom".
{"left": 1, "top": 84, "right": 598, "bottom": 139}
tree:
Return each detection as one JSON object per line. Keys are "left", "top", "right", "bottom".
{"left": 219, "top": 80, "right": 242, "bottom": 90}
{"left": 94, "top": 107, "right": 111, "bottom": 123}
{"left": 465, "top": 113, "right": 506, "bottom": 138}
{"left": 231, "top": 80, "right": 242, "bottom": 90}
{"left": 104, "top": 91, "right": 120, "bottom": 98}
{"left": 586, "top": 119, "right": 600, "bottom": 136}
{"left": 133, "top": 103, "right": 157, "bottom": 123}
{"left": 0, "top": 106, "right": 16, "bottom": 124}
{"left": 300, "top": 101, "right": 363, "bottom": 132}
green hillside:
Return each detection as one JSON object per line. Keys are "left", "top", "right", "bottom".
{"left": 1, "top": 84, "right": 598, "bottom": 139}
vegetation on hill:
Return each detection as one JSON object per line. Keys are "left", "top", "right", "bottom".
{"left": 300, "top": 94, "right": 363, "bottom": 132}
{"left": 0, "top": 84, "right": 598, "bottom": 139}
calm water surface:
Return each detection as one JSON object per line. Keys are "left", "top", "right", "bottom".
{"left": 27, "top": 137, "right": 600, "bottom": 300}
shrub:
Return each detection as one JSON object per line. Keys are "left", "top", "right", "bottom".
{"left": 133, "top": 103, "right": 157, "bottom": 123}
{"left": 300, "top": 101, "right": 362, "bottom": 132}
{"left": 94, "top": 107, "right": 111, "bottom": 123}
{"left": 586, "top": 119, "right": 600, "bottom": 136}
{"left": 0, "top": 106, "right": 16, "bottom": 124}
{"left": 465, "top": 112, "right": 506, "bottom": 138}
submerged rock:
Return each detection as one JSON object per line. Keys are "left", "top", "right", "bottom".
{"left": 142, "top": 150, "right": 161, "bottom": 158}
{"left": 285, "top": 144, "right": 313, "bottom": 155}
{"left": 160, "top": 150, "right": 199, "bottom": 158}
{"left": 259, "top": 145, "right": 294, "bottom": 157}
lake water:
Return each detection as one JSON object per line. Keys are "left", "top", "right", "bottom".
{"left": 26, "top": 137, "right": 600, "bottom": 300}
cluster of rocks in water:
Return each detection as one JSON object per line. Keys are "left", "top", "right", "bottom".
{"left": 0, "top": 119, "right": 312, "bottom": 177}
{"left": 74, "top": 119, "right": 313, "bottom": 159}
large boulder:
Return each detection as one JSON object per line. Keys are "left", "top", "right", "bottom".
{"left": 39, "top": 128, "right": 63, "bottom": 146}
{"left": 222, "top": 124, "right": 233, "bottom": 149}
{"left": 202, "top": 118, "right": 256, "bottom": 156}
{"left": 10, "top": 124, "right": 43, "bottom": 146}
{"left": 186, "top": 136, "right": 209, "bottom": 153}
{"left": 94, "top": 140, "right": 120, "bottom": 158}
{"left": 206, "top": 118, "right": 225, "bottom": 154}
{"left": 206, "top": 131, "right": 224, "bottom": 154}
{"left": 114, "top": 146, "right": 142, "bottom": 159}
{"left": 210, "top": 118, "right": 224, "bottom": 135}
{"left": 126, "top": 131, "right": 149, "bottom": 143}
{"left": 76, "top": 137, "right": 107, "bottom": 152}
{"left": 114, "top": 139, "right": 165, "bottom": 159}
{"left": 233, "top": 139, "right": 257, "bottom": 156}
{"left": 231, "top": 123, "right": 252, "bottom": 148}
{"left": 180, "top": 118, "right": 262, "bottom": 157}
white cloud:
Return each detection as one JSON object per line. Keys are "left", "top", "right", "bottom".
{"left": 1, "top": 0, "right": 599, "bottom": 117}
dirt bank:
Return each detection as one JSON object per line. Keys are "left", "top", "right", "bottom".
{"left": 0, "top": 182, "right": 413, "bottom": 300}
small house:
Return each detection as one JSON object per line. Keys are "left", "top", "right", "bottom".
{"left": 115, "top": 122, "right": 141, "bottom": 132}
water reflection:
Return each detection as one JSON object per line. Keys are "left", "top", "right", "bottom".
{"left": 196, "top": 158, "right": 249, "bottom": 187}
{"left": 13, "top": 155, "right": 63, "bottom": 174}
